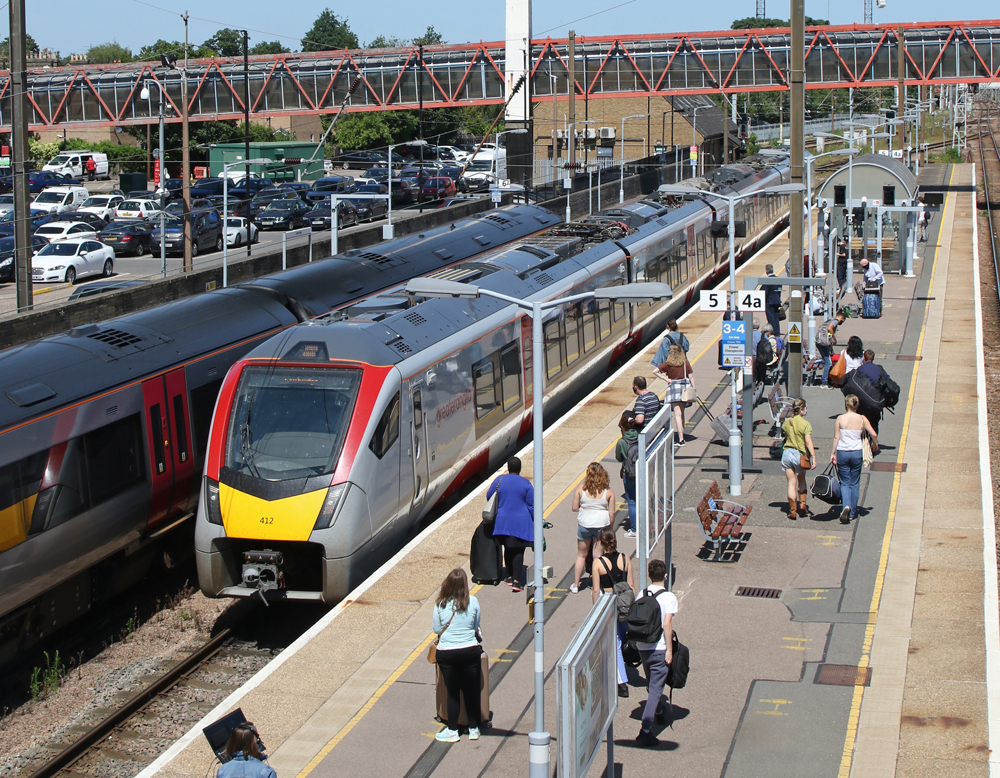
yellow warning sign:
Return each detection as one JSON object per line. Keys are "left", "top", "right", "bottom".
{"left": 787, "top": 323, "right": 801, "bottom": 344}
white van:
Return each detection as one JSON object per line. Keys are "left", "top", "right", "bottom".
{"left": 43, "top": 151, "right": 109, "bottom": 180}
{"left": 461, "top": 148, "right": 507, "bottom": 192}
{"left": 32, "top": 186, "right": 90, "bottom": 215}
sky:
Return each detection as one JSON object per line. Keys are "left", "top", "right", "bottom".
{"left": 24, "top": 0, "right": 1000, "bottom": 58}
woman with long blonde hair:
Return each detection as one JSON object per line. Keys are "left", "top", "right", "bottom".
{"left": 570, "top": 462, "right": 615, "bottom": 593}
{"left": 653, "top": 343, "right": 695, "bottom": 446}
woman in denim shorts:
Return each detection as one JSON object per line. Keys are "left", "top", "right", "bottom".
{"left": 570, "top": 463, "right": 615, "bottom": 593}
{"left": 781, "top": 398, "right": 817, "bottom": 520}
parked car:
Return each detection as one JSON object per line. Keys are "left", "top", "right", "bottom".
{"left": 0, "top": 193, "right": 14, "bottom": 216}
{"left": 78, "top": 194, "right": 124, "bottom": 221}
{"left": 190, "top": 177, "right": 227, "bottom": 198}
{"left": 126, "top": 190, "right": 159, "bottom": 200}
{"left": 421, "top": 176, "right": 458, "bottom": 200}
{"left": 332, "top": 150, "right": 387, "bottom": 170}
{"left": 303, "top": 176, "right": 356, "bottom": 205}
{"left": 225, "top": 217, "right": 259, "bottom": 247}
{"left": 277, "top": 182, "right": 312, "bottom": 200}
{"left": 34, "top": 221, "right": 98, "bottom": 242}
{"left": 0, "top": 234, "right": 48, "bottom": 282}
{"left": 247, "top": 190, "right": 295, "bottom": 220}
{"left": 228, "top": 177, "right": 275, "bottom": 199}
{"left": 28, "top": 171, "right": 83, "bottom": 194}
{"left": 0, "top": 208, "right": 54, "bottom": 236}
{"left": 99, "top": 220, "right": 157, "bottom": 256}
{"left": 49, "top": 211, "right": 108, "bottom": 231}
{"left": 165, "top": 197, "right": 213, "bottom": 214}
{"left": 347, "top": 184, "right": 389, "bottom": 221}
{"left": 114, "top": 199, "right": 162, "bottom": 220}
{"left": 32, "top": 237, "right": 114, "bottom": 285}
{"left": 437, "top": 166, "right": 469, "bottom": 193}
{"left": 151, "top": 210, "right": 223, "bottom": 257}
{"left": 68, "top": 278, "right": 146, "bottom": 300}
{"left": 307, "top": 200, "right": 358, "bottom": 231}
{"left": 258, "top": 199, "right": 311, "bottom": 230}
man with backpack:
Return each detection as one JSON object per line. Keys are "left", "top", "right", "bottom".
{"left": 857, "top": 350, "right": 898, "bottom": 434}
{"left": 615, "top": 411, "right": 639, "bottom": 537}
{"left": 627, "top": 558, "right": 678, "bottom": 747}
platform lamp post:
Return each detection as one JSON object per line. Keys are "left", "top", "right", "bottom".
{"left": 658, "top": 183, "right": 805, "bottom": 495}
{"left": 619, "top": 114, "right": 645, "bottom": 203}
{"left": 384, "top": 139, "right": 426, "bottom": 240}
{"left": 140, "top": 80, "right": 169, "bottom": 279}
{"left": 222, "top": 158, "right": 271, "bottom": 288}
{"left": 404, "top": 276, "right": 672, "bottom": 778}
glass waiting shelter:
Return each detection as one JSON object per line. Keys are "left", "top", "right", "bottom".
{"left": 816, "top": 154, "right": 919, "bottom": 274}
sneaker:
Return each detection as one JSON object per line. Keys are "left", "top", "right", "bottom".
{"left": 468, "top": 727, "right": 480, "bottom": 741}
{"left": 435, "top": 728, "right": 460, "bottom": 743}
{"left": 635, "top": 730, "right": 659, "bottom": 748}
{"left": 512, "top": 585, "right": 523, "bottom": 593}
{"left": 569, "top": 584, "right": 579, "bottom": 594}
{"left": 677, "top": 439, "right": 686, "bottom": 447}
{"left": 618, "top": 683, "right": 630, "bottom": 698}
{"left": 840, "top": 508, "right": 851, "bottom": 524}
{"left": 624, "top": 530, "right": 636, "bottom": 538}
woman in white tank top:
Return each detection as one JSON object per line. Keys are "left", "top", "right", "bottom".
{"left": 831, "top": 394, "right": 878, "bottom": 524}
{"left": 570, "top": 463, "right": 615, "bottom": 593}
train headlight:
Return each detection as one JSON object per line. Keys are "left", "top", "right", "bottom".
{"left": 205, "top": 478, "right": 223, "bottom": 525}
{"left": 313, "top": 483, "right": 348, "bottom": 530}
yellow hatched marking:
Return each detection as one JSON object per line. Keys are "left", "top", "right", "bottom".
{"left": 799, "top": 589, "right": 828, "bottom": 601}
{"left": 782, "top": 637, "right": 811, "bottom": 651}
{"left": 815, "top": 535, "right": 840, "bottom": 546}
{"left": 757, "top": 699, "right": 791, "bottom": 716}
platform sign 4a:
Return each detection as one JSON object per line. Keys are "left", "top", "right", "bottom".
{"left": 787, "top": 322, "right": 802, "bottom": 344}
{"left": 721, "top": 319, "right": 746, "bottom": 368}
{"left": 736, "top": 290, "right": 765, "bottom": 312}
{"left": 700, "top": 290, "right": 728, "bottom": 312}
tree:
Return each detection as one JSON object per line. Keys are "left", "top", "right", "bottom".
{"left": 330, "top": 111, "right": 417, "bottom": 151}
{"left": 204, "top": 28, "right": 245, "bottom": 58}
{"left": 302, "top": 9, "right": 358, "bottom": 52}
{"left": 0, "top": 34, "right": 39, "bottom": 63}
{"left": 250, "top": 40, "right": 290, "bottom": 55}
{"left": 138, "top": 39, "right": 216, "bottom": 61}
{"left": 731, "top": 16, "right": 828, "bottom": 29}
{"left": 367, "top": 35, "right": 408, "bottom": 49}
{"left": 86, "top": 41, "right": 133, "bottom": 64}
{"left": 412, "top": 26, "right": 444, "bottom": 46}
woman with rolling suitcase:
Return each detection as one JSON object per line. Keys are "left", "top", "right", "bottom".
{"left": 432, "top": 569, "right": 484, "bottom": 742}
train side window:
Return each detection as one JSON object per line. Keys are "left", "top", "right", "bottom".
{"left": 0, "top": 450, "right": 48, "bottom": 550}
{"left": 565, "top": 307, "right": 581, "bottom": 365}
{"left": 598, "top": 301, "right": 612, "bottom": 340}
{"left": 473, "top": 357, "right": 497, "bottom": 420}
{"left": 172, "top": 395, "right": 189, "bottom": 464}
{"left": 500, "top": 343, "right": 522, "bottom": 412}
{"left": 149, "top": 405, "right": 166, "bottom": 475}
{"left": 47, "top": 439, "right": 88, "bottom": 530}
{"left": 369, "top": 393, "right": 400, "bottom": 460}
{"left": 188, "top": 379, "right": 223, "bottom": 452}
{"left": 544, "top": 320, "right": 562, "bottom": 379}
{"left": 412, "top": 390, "right": 422, "bottom": 430}
{"left": 85, "top": 414, "right": 145, "bottom": 507}
{"left": 581, "top": 302, "right": 598, "bottom": 353}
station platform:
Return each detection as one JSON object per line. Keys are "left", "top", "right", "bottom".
{"left": 137, "top": 163, "right": 996, "bottom": 778}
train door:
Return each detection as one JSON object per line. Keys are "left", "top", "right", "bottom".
{"left": 164, "top": 369, "right": 196, "bottom": 515}
{"left": 408, "top": 384, "right": 430, "bottom": 515}
{"left": 141, "top": 377, "right": 173, "bottom": 529}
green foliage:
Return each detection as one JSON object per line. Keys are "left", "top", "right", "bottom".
{"left": 745, "top": 133, "right": 760, "bottom": 156}
{"left": 731, "top": 16, "right": 828, "bottom": 29}
{"left": 138, "top": 39, "right": 215, "bottom": 62}
{"left": 367, "top": 35, "right": 408, "bottom": 49}
{"left": 0, "top": 34, "right": 40, "bottom": 61}
{"left": 250, "top": 40, "right": 290, "bottom": 55}
{"left": 302, "top": 9, "right": 358, "bottom": 52}
{"left": 28, "top": 139, "right": 60, "bottom": 164}
{"left": 933, "top": 147, "right": 962, "bottom": 164}
{"left": 331, "top": 111, "right": 418, "bottom": 151}
{"left": 412, "top": 26, "right": 444, "bottom": 46}
{"left": 204, "top": 28, "right": 245, "bottom": 58}
{"left": 29, "top": 652, "right": 64, "bottom": 700}
{"left": 86, "top": 41, "right": 133, "bottom": 64}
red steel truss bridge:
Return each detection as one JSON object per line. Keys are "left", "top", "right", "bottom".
{"left": 7, "top": 19, "right": 1000, "bottom": 131}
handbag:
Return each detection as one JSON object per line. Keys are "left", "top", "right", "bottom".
{"left": 777, "top": 305, "right": 787, "bottom": 321}
{"left": 482, "top": 476, "right": 503, "bottom": 522}
{"left": 679, "top": 359, "right": 697, "bottom": 403}
{"left": 427, "top": 610, "right": 456, "bottom": 664}
{"left": 799, "top": 450, "right": 812, "bottom": 470}
{"left": 829, "top": 353, "right": 847, "bottom": 386}
{"left": 862, "top": 434, "right": 874, "bottom": 468}
{"left": 811, "top": 463, "right": 842, "bottom": 505}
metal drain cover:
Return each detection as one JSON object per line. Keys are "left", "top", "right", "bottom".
{"left": 815, "top": 664, "right": 872, "bottom": 687}
{"left": 870, "top": 462, "right": 907, "bottom": 472}
{"left": 734, "top": 586, "right": 783, "bottom": 599}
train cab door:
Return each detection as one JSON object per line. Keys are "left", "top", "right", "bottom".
{"left": 408, "top": 384, "right": 430, "bottom": 515}
{"left": 141, "top": 377, "right": 174, "bottom": 530}
{"left": 164, "top": 369, "right": 196, "bottom": 515}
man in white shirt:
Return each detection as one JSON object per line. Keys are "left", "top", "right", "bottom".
{"left": 859, "top": 257, "right": 884, "bottom": 288}
{"left": 635, "top": 558, "right": 679, "bottom": 746}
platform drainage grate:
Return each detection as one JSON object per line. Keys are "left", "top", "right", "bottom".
{"left": 815, "top": 664, "right": 872, "bottom": 687}
{"left": 870, "top": 462, "right": 907, "bottom": 472}
{"left": 734, "top": 586, "right": 783, "bottom": 600}
{"left": 896, "top": 355, "right": 923, "bottom": 361}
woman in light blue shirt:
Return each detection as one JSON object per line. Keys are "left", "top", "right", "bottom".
{"left": 432, "top": 568, "right": 483, "bottom": 742}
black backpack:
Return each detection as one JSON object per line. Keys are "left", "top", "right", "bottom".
{"left": 626, "top": 588, "right": 667, "bottom": 644}
{"left": 599, "top": 554, "right": 635, "bottom": 622}
{"left": 756, "top": 335, "right": 774, "bottom": 366}
{"left": 840, "top": 369, "right": 884, "bottom": 412}
{"left": 667, "top": 632, "right": 690, "bottom": 690}
{"left": 621, "top": 438, "right": 639, "bottom": 479}
{"left": 877, "top": 371, "right": 901, "bottom": 409}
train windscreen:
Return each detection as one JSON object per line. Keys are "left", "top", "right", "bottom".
{"left": 225, "top": 367, "right": 361, "bottom": 481}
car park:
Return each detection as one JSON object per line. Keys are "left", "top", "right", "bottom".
{"left": 31, "top": 185, "right": 91, "bottom": 215}
{"left": 225, "top": 217, "right": 259, "bottom": 247}
{"left": 258, "top": 199, "right": 311, "bottom": 230}
{"left": 98, "top": 220, "right": 157, "bottom": 256}
{"left": 0, "top": 208, "right": 54, "bottom": 236}
{"left": 114, "top": 199, "right": 162, "bottom": 219}
{"left": 78, "top": 194, "right": 124, "bottom": 221}
{"left": 307, "top": 200, "right": 358, "bottom": 230}
{"left": 32, "top": 237, "right": 114, "bottom": 284}
{"left": 34, "top": 221, "right": 98, "bottom": 242}
{"left": 421, "top": 176, "right": 458, "bottom": 200}
{"left": 0, "top": 234, "right": 48, "bottom": 282}
{"left": 151, "top": 210, "right": 223, "bottom": 257}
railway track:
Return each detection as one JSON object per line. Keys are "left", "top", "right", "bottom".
{"left": 977, "top": 102, "right": 1000, "bottom": 300}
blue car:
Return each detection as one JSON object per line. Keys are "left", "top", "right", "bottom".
{"left": 28, "top": 171, "right": 83, "bottom": 193}
{"left": 0, "top": 208, "right": 54, "bottom": 236}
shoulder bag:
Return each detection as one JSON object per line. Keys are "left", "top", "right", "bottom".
{"left": 482, "top": 476, "right": 503, "bottom": 522}
{"left": 829, "top": 352, "right": 847, "bottom": 386}
{"left": 680, "top": 360, "right": 697, "bottom": 403}
{"left": 427, "top": 609, "right": 457, "bottom": 664}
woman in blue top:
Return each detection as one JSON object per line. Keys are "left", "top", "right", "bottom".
{"left": 217, "top": 725, "right": 275, "bottom": 778}
{"left": 486, "top": 456, "right": 534, "bottom": 592}
{"left": 651, "top": 318, "right": 690, "bottom": 367}
{"left": 433, "top": 568, "right": 483, "bottom": 742}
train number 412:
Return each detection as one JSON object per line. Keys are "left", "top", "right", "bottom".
{"left": 260, "top": 517, "right": 274, "bottom": 524}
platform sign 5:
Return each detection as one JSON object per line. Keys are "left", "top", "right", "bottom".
{"left": 736, "top": 290, "right": 765, "bottom": 312}
{"left": 700, "top": 290, "right": 728, "bottom": 311}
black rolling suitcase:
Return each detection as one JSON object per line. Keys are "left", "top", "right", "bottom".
{"left": 470, "top": 521, "right": 504, "bottom": 585}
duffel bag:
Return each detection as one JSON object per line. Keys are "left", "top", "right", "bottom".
{"left": 811, "top": 463, "right": 842, "bottom": 505}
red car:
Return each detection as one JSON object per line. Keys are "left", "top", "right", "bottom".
{"left": 421, "top": 176, "right": 457, "bottom": 200}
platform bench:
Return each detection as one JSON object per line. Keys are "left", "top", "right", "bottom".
{"left": 696, "top": 481, "right": 752, "bottom": 561}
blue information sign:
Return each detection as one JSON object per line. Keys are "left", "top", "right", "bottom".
{"left": 721, "top": 320, "right": 746, "bottom": 368}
